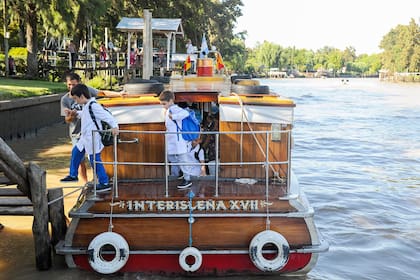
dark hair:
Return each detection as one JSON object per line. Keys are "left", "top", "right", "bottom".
{"left": 70, "top": 84, "right": 91, "bottom": 99}
{"left": 158, "top": 90, "right": 175, "bottom": 102}
{"left": 65, "top": 72, "right": 81, "bottom": 82}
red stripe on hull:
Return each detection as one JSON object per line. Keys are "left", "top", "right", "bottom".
{"left": 73, "top": 253, "right": 312, "bottom": 275}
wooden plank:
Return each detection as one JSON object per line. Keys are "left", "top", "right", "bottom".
{"left": 0, "top": 158, "right": 29, "bottom": 196}
{"left": 72, "top": 217, "right": 311, "bottom": 250}
{"left": 0, "top": 188, "right": 27, "bottom": 196}
{"left": 0, "top": 138, "right": 28, "bottom": 181}
{"left": 102, "top": 123, "right": 166, "bottom": 180}
{"left": 0, "top": 197, "right": 32, "bottom": 206}
{"left": 0, "top": 176, "right": 13, "bottom": 185}
{"left": 0, "top": 206, "right": 33, "bottom": 215}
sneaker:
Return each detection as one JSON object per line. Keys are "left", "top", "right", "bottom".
{"left": 96, "top": 183, "right": 111, "bottom": 193}
{"left": 177, "top": 180, "right": 192, "bottom": 189}
{"left": 177, "top": 174, "right": 184, "bottom": 180}
{"left": 60, "top": 175, "right": 78, "bottom": 182}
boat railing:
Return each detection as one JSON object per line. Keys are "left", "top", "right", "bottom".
{"left": 92, "top": 128, "right": 292, "bottom": 198}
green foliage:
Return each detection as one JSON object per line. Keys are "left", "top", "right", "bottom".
{"left": 0, "top": 1, "right": 415, "bottom": 80}
{"left": 380, "top": 18, "right": 419, "bottom": 73}
{"left": 8, "top": 47, "right": 28, "bottom": 58}
{"left": 85, "top": 75, "right": 118, "bottom": 90}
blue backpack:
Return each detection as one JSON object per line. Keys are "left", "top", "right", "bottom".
{"left": 173, "top": 108, "right": 200, "bottom": 141}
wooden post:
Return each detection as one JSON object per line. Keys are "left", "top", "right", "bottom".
{"left": 0, "top": 137, "right": 30, "bottom": 196}
{"left": 48, "top": 188, "right": 67, "bottom": 247}
{"left": 143, "top": 9, "right": 153, "bottom": 79}
{"left": 28, "top": 162, "right": 51, "bottom": 270}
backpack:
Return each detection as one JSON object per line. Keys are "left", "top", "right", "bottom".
{"left": 173, "top": 108, "right": 200, "bottom": 141}
{"left": 194, "top": 146, "right": 204, "bottom": 161}
{"left": 88, "top": 101, "right": 114, "bottom": 146}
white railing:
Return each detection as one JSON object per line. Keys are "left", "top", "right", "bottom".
{"left": 92, "top": 129, "right": 292, "bottom": 198}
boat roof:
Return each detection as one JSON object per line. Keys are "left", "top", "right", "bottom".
{"left": 116, "top": 17, "right": 184, "bottom": 36}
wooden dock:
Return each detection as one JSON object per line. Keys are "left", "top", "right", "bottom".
{"left": 0, "top": 137, "right": 67, "bottom": 270}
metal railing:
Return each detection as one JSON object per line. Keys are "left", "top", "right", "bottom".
{"left": 92, "top": 129, "right": 292, "bottom": 198}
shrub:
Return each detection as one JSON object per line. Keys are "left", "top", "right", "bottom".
{"left": 85, "top": 75, "right": 119, "bottom": 89}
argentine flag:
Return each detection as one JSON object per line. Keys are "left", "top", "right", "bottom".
{"left": 200, "top": 33, "right": 209, "bottom": 58}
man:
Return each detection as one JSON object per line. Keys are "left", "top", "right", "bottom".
{"left": 60, "top": 73, "right": 98, "bottom": 183}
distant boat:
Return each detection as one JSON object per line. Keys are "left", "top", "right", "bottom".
{"left": 341, "top": 79, "right": 350, "bottom": 85}
{"left": 56, "top": 54, "right": 328, "bottom": 276}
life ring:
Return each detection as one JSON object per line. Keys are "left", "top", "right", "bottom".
{"left": 87, "top": 232, "right": 129, "bottom": 274}
{"left": 249, "top": 230, "right": 289, "bottom": 272}
{"left": 179, "top": 246, "right": 202, "bottom": 272}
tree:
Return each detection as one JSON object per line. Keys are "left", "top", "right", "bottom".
{"left": 380, "top": 18, "right": 419, "bottom": 72}
{"left": 253, "top": 41, "right": 282, "bottom": 72}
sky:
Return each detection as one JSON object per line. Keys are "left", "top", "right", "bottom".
{"left": 235, "top": 0, "right": 420, "bottom": 54}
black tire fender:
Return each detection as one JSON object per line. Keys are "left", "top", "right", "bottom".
{"left": 231, "top": 84, "right": 270, "bottom": 94}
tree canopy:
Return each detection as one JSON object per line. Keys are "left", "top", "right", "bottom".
{"left": 1, "top": 1, "right": 418, "bottom": 78}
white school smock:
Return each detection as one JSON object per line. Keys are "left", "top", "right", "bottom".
{"left": 165, "top": 104, "right": 189, "bottom": 155}
{"left": 187, "top": 143, "right": 205, "bottom": 176}
{"left": 76, "top": 98, "right": 118, "bottom": 155}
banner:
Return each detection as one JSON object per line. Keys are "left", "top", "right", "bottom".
{"left": 184, "top": 55, "right": 191, "bottom": 71}
{"left": 216, "top": 52, "right": 225, "bottom": 70}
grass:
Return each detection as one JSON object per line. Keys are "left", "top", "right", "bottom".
{"left": 0, "top": 78, "right": 67, "bottom": 100}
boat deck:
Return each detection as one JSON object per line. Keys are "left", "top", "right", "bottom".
{"left": 91, "top": 177, "right": 287, "bottom": 199}
{"left": 69, "top": 178, "right": 297, "bottom": 216}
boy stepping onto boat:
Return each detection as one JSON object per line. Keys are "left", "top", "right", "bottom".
{"left": 159, "top": 90, "right": 194, "bottom": 189}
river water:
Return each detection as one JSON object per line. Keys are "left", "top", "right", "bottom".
{"left": 1, "top": 78, "right": 419, "bottom": 280}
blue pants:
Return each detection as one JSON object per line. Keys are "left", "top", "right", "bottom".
{"left": 69, "top": 146, "right": 108, "bottom": 184}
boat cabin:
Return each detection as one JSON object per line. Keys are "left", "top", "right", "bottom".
{"left": 97, "top": 77, "right": 295, "bottom": 195}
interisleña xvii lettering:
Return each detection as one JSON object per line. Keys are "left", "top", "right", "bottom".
{"left": 117, "top": 199, "right": 262, "bottom": 212}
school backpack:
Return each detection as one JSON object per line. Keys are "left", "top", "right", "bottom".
{"left": 173, "top": 108, "right": 200, "bottom": 141}
{"left": 88, "top": 101, "right": 114, "bottom": 146}
{"left": 194, "top": 146, "right": 204, "bottom": 161}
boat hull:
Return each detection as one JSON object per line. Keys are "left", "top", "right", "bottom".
{"left": 71, "top": 252, "right": 314, "bottom": 276}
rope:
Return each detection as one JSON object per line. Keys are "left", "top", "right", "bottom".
{"left": 47, "top": 185, "right": 85, "bottom": 206}
{"left": 231, "top": 93, "right": 282, "bottom": 181}
{"left": 108, "top": 181, "right": 115, "bottom": 232}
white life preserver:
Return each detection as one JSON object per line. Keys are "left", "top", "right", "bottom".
{"left": 179, "top": 246, "right": 202, "bottom": 272}
{"left": 88, "top": 232, "right": 129, "bottom": 274}
{"left": 249, "top": 230, "right": 289, "bottom": 272}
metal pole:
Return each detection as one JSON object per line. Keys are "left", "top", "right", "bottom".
{"left": 3, "top": 0, "right": 9, "bottom": 76}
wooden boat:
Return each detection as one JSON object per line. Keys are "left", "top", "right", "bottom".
{"left": 56, "top": 59, "right": 328, "bottom": 276}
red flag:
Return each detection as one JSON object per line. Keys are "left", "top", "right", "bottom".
{"left": 184, "top": 55, "right": 191, "bottom": 71}
{"left": 216, "top": 52, "right": 225, "bottom": 70}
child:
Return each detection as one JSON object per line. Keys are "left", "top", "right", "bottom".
{"left": 60, "top": 84, "right": 119, "bottom": 192}
{"left": 188, "top": 138, "right": 206, "bottom": 177}
{"left": 159, "top": 90, "right": 193, "bottom": 189}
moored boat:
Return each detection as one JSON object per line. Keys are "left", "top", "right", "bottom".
{"left": 56, "top": 57, "right": 328, "bottom": 276}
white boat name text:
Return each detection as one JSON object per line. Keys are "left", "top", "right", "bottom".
{"left": 116, "top": 199, "right": 264, "bottom": 212}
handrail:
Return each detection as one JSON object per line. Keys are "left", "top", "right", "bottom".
{"left": 92, "top": 128, "right": 291, "bottom": 199}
